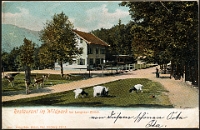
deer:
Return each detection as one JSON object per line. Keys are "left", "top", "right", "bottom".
{"left": 4, "top": 73, "right": 19, "bottom": 87}
{"left": 62, "top": 74, "right": 72, "bottom": 80}
{"left": 42, "top": 73, "right": 50, "bottom": 86}
{"left": 42, "top": 73, "right": 50, "bottom": 81}
{"left": 33, "top": 76, "right": 45, "bottom": 89}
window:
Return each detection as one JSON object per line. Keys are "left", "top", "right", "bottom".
{"left": 95, "top": 58, "right": 100, "bottom": 65}
{"left": 88, "top": 47, "right": 93, "bottom": 54}
{"left": 101, "top": 58, "right": 104, "bottom": 64}
{"left": 89, "top": 58, "right": 93, "bottom": 65}
{"left": 96, "top": 48, "right": 99, "bottom": 54}
{"left": 69, "top": 60, "right": 76, "bottom": 65}
{"left": 77, "top": 58, "right": 85, "bottom": 65}
{"left": 80, "top": 38, "right": 83, "bottom": 43}
{"left": 100, "top": 48, "right": 105, "bottom": 54}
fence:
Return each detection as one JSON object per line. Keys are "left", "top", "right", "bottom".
{"left": 104, "top": 63, "right": 156, "bottom": 73}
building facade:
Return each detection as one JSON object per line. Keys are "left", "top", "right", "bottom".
{"left": 55, "top": 29, "right": 109, "bottom": 70}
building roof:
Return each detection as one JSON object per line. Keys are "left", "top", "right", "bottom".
{"left": 73, "top": 29, "right": 110, "bottom": 47}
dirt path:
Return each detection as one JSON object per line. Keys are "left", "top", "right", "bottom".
{"left": 134, "top": 68, "right": 199, "bottom": 108}
{"left": 2, "top": 67, "right": 199, "bottom": 108}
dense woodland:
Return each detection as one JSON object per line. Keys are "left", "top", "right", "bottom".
{"left": 2, "top": 1, "right": 198, "bottom": 85}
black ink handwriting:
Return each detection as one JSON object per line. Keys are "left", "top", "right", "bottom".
{"left": 167, "top": 111, "right": 187, "bottom": 120}
{"left": 145, "top": 120, "right": 164, "bottom": 128}
{"left": 134, "top": 112, "right": 164, "bottom": 123}
{"left": 107, "top": 111, "right": 134, "bottom": 123}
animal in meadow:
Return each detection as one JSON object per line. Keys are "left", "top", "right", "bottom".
{"left": 33, "top": 76, "right": 45, "bottom": 89}
{"left": 93, "top": 86, "right": 109, "bottom": 97}
{"left": 42, "top": 73, "right": 50, "bottom": 81}
{"left": 4, "top": 72, "right": 20, "bottom": 87}
{"left": 129, "top": 84, "right": 143, "bottom": 93}
{"left": 42, "top": 73, "right": 50, "bottom": 85}
{"left": 73, "top": 88, "right": 88, "bottom": 99}
{"left": 62, "top": 74, "right": 72, "bottom": 80}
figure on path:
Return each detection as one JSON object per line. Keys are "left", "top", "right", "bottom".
{"left": 156, "top": 67, "right": 159, "bottom": 78}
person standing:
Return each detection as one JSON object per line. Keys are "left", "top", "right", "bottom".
{"left": 156, "top": 67, "right": 160, "bottom": 78}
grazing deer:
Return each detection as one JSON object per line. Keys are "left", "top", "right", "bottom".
{"left": 63, "top": 74, "right": 72, "bottom": 80}
{"left": 33, "top": 76, "right": 44, "bottom": 89}
{"left": 4, "top": 73, "right": 19, "bottom": 87}
{"left": 41, "top": 73, "right": 50, "bottom": 86}
{"left": 42, "top": 73, "right": 50, "bottom": 81}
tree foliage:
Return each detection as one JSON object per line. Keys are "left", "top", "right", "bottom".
{"left": 39, "top": 12, "right": 83, "bottom": 76}
{"left": 38, "top": 43, "right": 55, "bottom": 69}
{"left": 19, "top": 38, "right": 35, "bottom": 90}
{"left": 19, "top": 38, "right": 35, "bottom": 68}
{"left": 120, "top": 1, "right": 198, "bottom": 83}
{"left": 92, "top": 19, "right": 134, "bottom": 61}
{"left": 1, "top": 51, "right": 10, "bottom": 71}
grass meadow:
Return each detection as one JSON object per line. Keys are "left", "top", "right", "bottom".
{"left": 2, "top": 73, "right": 84, "bottom": 93}
{"left": 2, "top": 78, "right": 173, "bottom": 108}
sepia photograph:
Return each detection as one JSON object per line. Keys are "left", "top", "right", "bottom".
{"left": 2, "top": 1, "right": 199, "bottom": 128}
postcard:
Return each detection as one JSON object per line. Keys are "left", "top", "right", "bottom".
{"left": 2, "top": 1, "right": 199, "bottom": 129}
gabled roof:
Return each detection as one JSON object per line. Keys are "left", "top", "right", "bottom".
{"left": 73, "top": 29, "right": 109, "bottom": 47}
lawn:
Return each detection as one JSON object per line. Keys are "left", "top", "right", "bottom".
{"left": 2, "top": 73, "right": 85, "bottom": 93}
{"left": 2, "top": 78, "right": 173, "bottom": 108}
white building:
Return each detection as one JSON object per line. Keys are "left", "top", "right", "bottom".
{"left": 55, "top": 29, "right": 109, "bottom": 70}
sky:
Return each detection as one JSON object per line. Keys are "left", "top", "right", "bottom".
{"left": 2, "top": 1, "right": 132, "bottom": 32}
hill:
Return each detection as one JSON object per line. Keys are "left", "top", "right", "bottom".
{"left": 2, "top": 24, "right": 42, "bottom": 52}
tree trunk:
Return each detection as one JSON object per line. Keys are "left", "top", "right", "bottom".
{"left": 2, "top": 67, "right": 4, "bottom": 77}
{"left": 170, "top": 60, "right": 174, "bottom": 79}
{"left": 191, "top": 60, "right": 198, "bottom": 85}
{"left": 193, "top": 61, "right": 198, "bottom": 85}
{"left": 185, "top": 61, "right": 189, "bottom": 81}
{"left": 25, "top": 66, "right": 31, "bottom": 82}
{"left": 163, "top": 64, "right": 167, "bottom": 74}
{"left": 25, "top": 66, "right": 31, "bottom": 94}
{"left": 60, "top": 60, "right": 64, "bottom": 77}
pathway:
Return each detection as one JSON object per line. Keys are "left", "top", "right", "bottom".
{"left": 2, "top": 67, "right": 199, "bottom": 108}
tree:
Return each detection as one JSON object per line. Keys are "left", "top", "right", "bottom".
{"left": 1, "top": 47, "right": 21, "bottom": 71}
{"left": 1, "top": 51, "right": 10, "bottom": 71}
{"left": 40, "top": 12, "right": 83, "bottom": 76}
{"left": 92, "top": 20, "right": 134, "bottom": 62}
{"left": 10, "top": 47, "right": 21, "bottom": 71}
{"left": 120, "top": 1, "right": 198, "bottom": 83}
{"left": 19, "top": 38, "right": 35, "bottom": 94}
{"left": 32, "top": 45, "right": 41, "bottom": 70}
{"left": 38, "top": 43, "right": 55, "bottom": 69}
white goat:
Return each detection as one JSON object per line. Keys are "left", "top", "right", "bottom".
{"left": 129, "top": 84, "right": 143, "bottom": 93}
{"left": 93, "top": 86, "right": 109, "bottom": 97}
{"left": 73, "top": 88, "right": 88, "bottom": 99}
